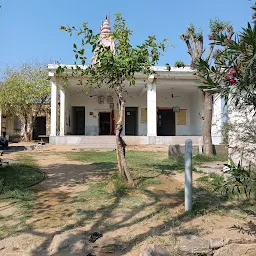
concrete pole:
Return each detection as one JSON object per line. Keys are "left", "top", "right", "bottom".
{"left": 185, "top": 139, "right": 193, "bottom": 211}
{"left": 50, "top": 80, "right": 58, "bottom": 136}
{"left": 147, "top": 80, "right": 157, "bottom": 136}
{"left": 59, "top": 89, "right": 65, "bottom": 136}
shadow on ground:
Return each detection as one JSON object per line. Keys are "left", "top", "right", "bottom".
{"left": 3, "top": 145, "right": 37, "bottom": 155}
{"left": 1, "top": 154, "right": 254, "bottom": 256}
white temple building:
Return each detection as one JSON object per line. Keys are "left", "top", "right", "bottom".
{"left": 48, "top": 16, "right": 226, "bottom": 148}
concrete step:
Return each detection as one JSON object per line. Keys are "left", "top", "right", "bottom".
{"left": 80, "top": 136, "right": 116, "bottom": 144}
{"left": 79, "top": 136, "right": 116, "bottom": 149}
{"left": 79, "top": 144, "right": 116, "bottom": 150}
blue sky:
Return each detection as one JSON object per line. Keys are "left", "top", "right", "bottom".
{"left": 0, "top": 0, "right": 253, "bottom": 70}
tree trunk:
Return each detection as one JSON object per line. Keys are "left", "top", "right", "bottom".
{"left": 23, "top": 113, "right": 33, "bottom": 142}
{"left": 115, "top": 85, "right": 134, "bottom": 185}
{"left": 24, "top": 121, "right": 32, "bottom": 141}
{"left": 203, "top": 92, "right": 213, "bottom": 155}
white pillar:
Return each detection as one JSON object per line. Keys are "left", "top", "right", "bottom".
{"left": 59, "top": 89, "right": 65, "bottom": 136}
{"left": 147, "top": 81, "right": 157, "bottom": 136}
{"left": 50, "top": 80, "right": 58, "bottom": 136}
{"left": 212, "top": 95, "right": 223, "bottom": 144}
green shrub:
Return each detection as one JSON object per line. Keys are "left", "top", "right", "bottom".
{"left": 174, "top": 60, "right": 185, "bottom": 68}
{"left": 197, "top": 160, "right": 256, "bottom": 200}
{"left": 221, "top": 160, "right": 256, "bottom": 199}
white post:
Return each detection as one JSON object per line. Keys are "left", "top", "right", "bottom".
{"left": 50, "top": 80, "right": 58, "bottom": 136}
{"left": 59, "top": 89, "right": 65, "bottom": 136}
{"left": 147, "top": 79, "right": 157, "bottom": 136}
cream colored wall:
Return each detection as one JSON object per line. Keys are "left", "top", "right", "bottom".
{"left": 228, "top": 106, "right": 256, "bottom": 166}
{"left": 70, "top": 93, "right": 117, "bottom": 135}
{"left": 189, "top": 90, "right": 204, "bottom": 136}
{"left": 156, "top": 90, "right": 201, "bottom": 136}
{"left": 69, "top": 89, "right": 203, "bottom": 136}
{"left": 64, "top": 92, "right": 72, "bottom": 134}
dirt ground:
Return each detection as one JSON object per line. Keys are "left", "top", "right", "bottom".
{"left": 7, "top": 142, "right": 168, "bottom": 152}
{"left": 0, "top": 143, "right": 255, "bottom": 255}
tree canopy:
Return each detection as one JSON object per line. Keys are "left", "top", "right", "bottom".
{"left": 180, "top": 20, "right": 233, "bottom": 155}
{"left": 59, "top": 13, "right": 168, "bottom": 184}
{"left": 0, "top": 62, "right": 50, "bottom": 141}
{"left": 196, "top": 6, "right": 256, "bottom": 111}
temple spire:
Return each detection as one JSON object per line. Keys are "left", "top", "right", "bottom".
{"left": 100, "top": 15, "right": 115, "bottom": 51}
{"left": 93, "top": 15, "right": 116, "bottom": 63}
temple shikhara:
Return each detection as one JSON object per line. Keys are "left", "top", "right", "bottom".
{"left": 100, "top": 15, "right": 116, "bottom": 51}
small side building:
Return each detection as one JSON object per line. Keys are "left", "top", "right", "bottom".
{"left": 0, "top": 110, "right": 50, "bottom": 142}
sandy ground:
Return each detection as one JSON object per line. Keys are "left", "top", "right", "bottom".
{"left": 0, "top": 143, "right": 255, "bottom": 255}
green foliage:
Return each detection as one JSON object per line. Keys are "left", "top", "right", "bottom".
{"left": 174, "top": 61, "right": 185, "bottom": 68}
{"left": 0, "top": 62, "right": 50, "bottom": 140}
{"left": 193, "top": 154, "right": 227, "bottom": 163}
{"left": 112, "top": 178, "right": 130, "bottom": 195}
{"left": 183, "top": 24, "right": 203, "bottom": 40}
{"left": 197, "top": 173, "right": 226, "bottom": 193}
{"left": 197, "top": 160, "right": 256, "bottom": 200}
{"left": 209, "top": 19, "right": 230, "bottom": 34}
{"left": 0, "top": 155, "right": 41, "bottom": 239}
{"left": 64, "top": 150, "right": 182, "bottom": 172}
{"left": 221, "top": 160, "right": 256, "bottom": 199}
{"left": 64, "top": 150, "right": 227, "bottom": 176}
{"left": 0, "top": 155, "right": 43, "bottom": 193}
{"left": 76, "top": 182, "right": 113, "bottom": 202}
{"left": 196, "top": 7, "right": 256, "bottom": 110}
{"left": 0, "top": 62, "right": 50, "bottom": 116}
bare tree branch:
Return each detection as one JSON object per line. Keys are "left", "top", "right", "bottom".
{"left": 206, "top": 43, "right": 215, "bottom": 63}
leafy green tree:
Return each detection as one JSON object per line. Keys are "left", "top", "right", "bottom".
{"left": 180, "top": 21, "right": 233, "bottom": 155}
{"left": 59, "top": 13, "right": 167, "bottom": 185}
{"left": 0, "top": 62, "right": 50, "bottom": 141}
{"left": 194, "top": 5, "right": 256, "bottom": 167}
{"left": 196, "top": 6, "right": 256, "bottom": 111}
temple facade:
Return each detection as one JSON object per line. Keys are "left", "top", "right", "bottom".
{"left": 48, "top": 17, "right": 225, "bottom": 148}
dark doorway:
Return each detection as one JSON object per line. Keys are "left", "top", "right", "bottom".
{"left": 73, "top": 107, "right": 85, "bottom": 135}
{"left": 99, "top": 112, "right": 111, "bottom": 135}
{"left": 125, "top": 107, "right": 138, "bottom": 135}
{"left": 32, "top": 116, "right": 46, "bottom": 140}
{"left": 157, "top": 109, "right": 175, "bottom": 136}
